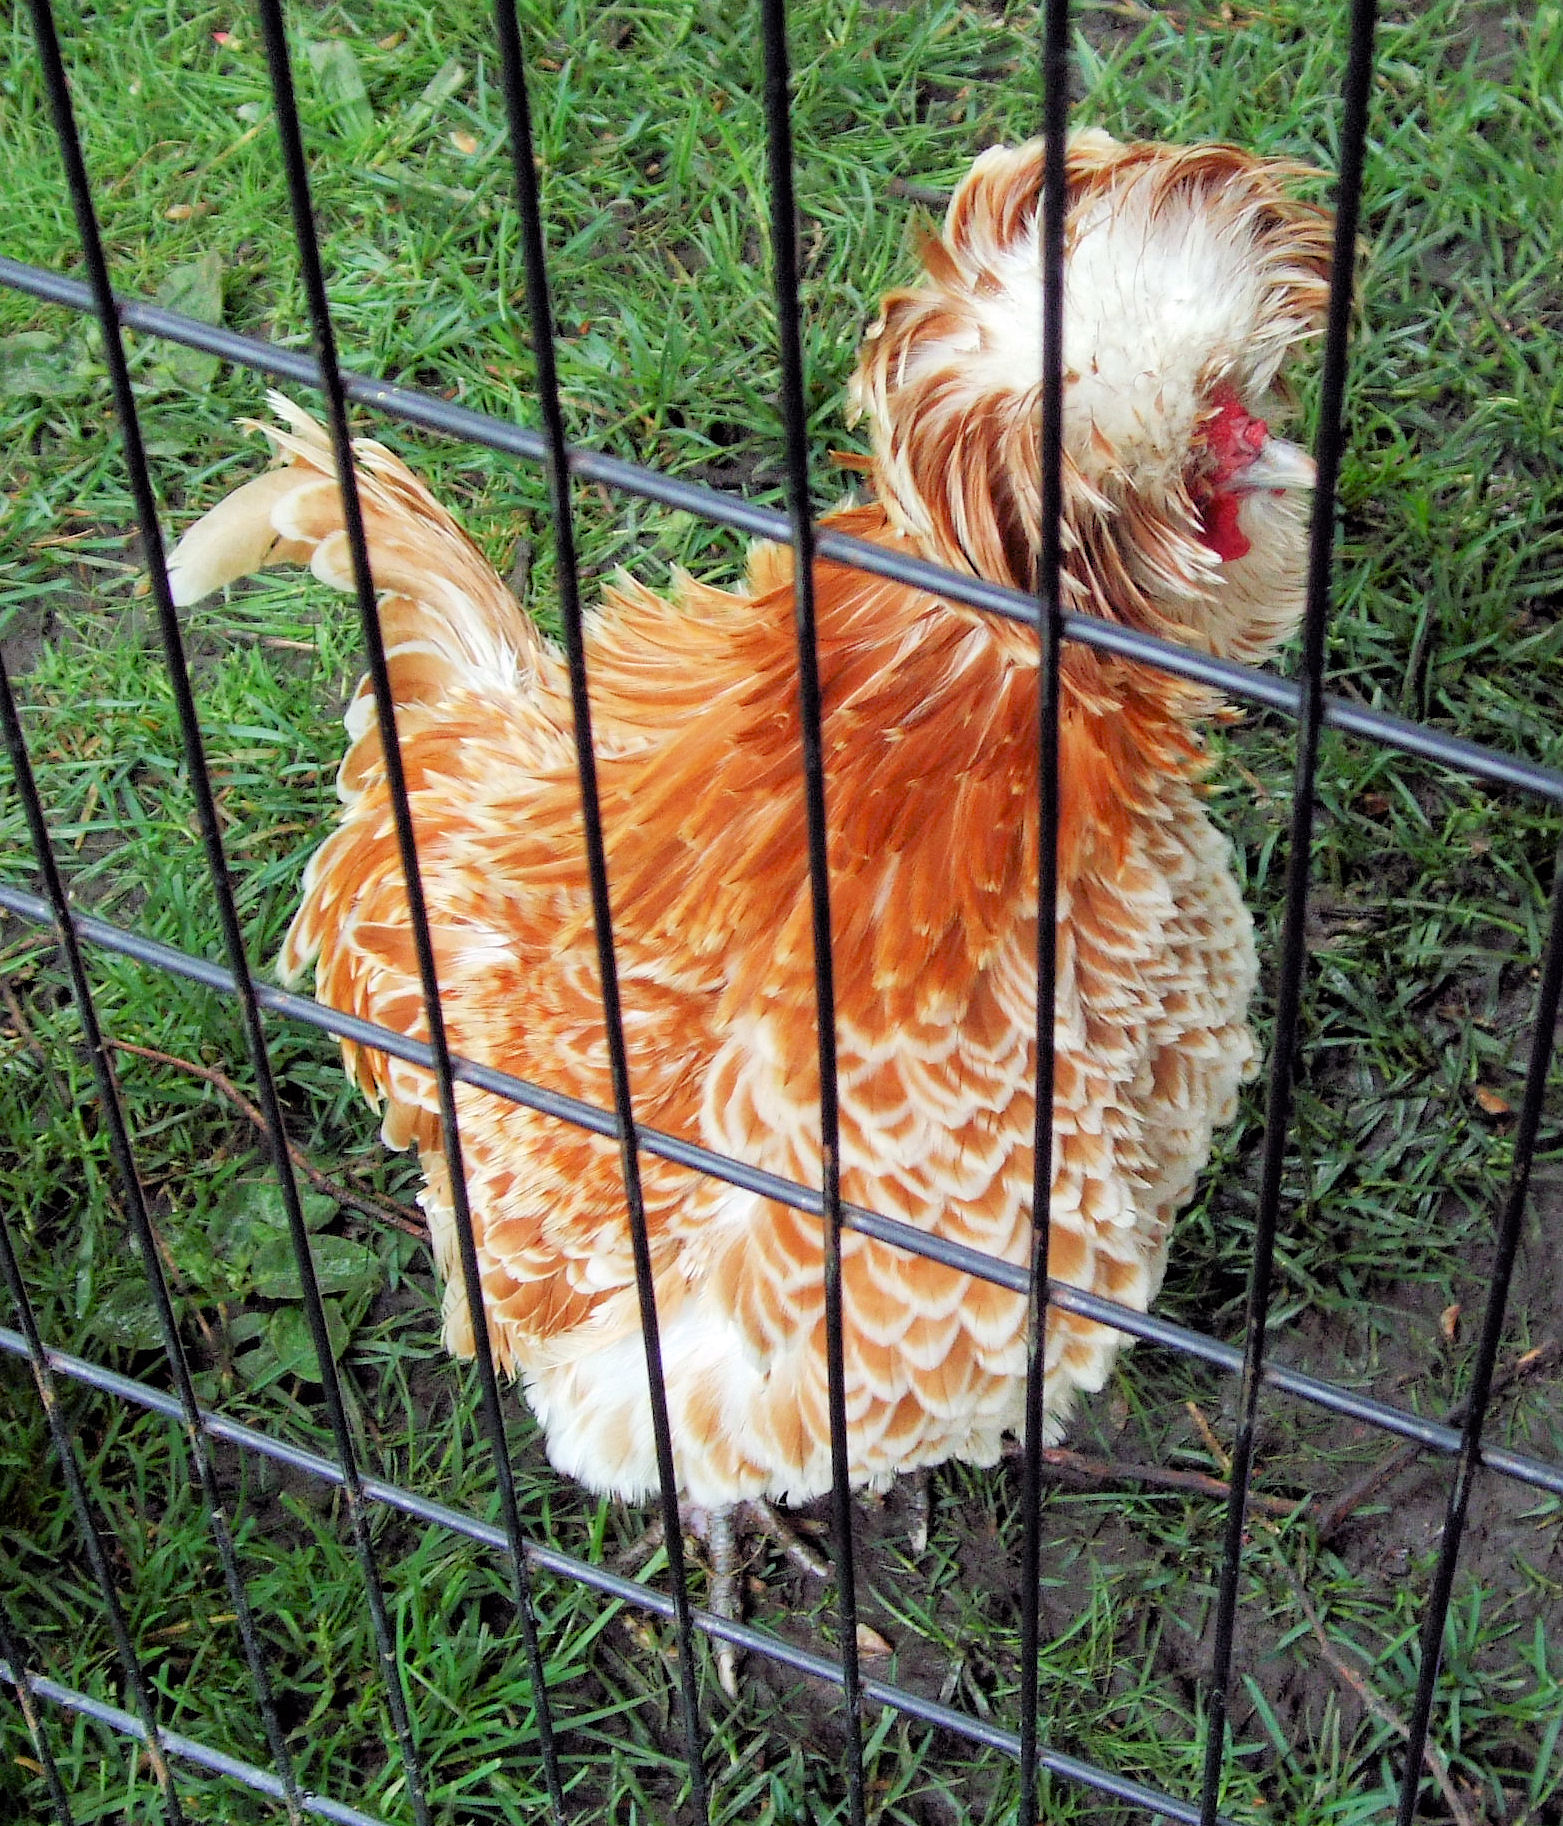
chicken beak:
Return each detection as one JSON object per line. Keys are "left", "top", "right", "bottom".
{"left": 1239, "top": 435, "right": 1316, "bottom": 493}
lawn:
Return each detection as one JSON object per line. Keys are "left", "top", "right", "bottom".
{"left": 2, "top": 0, "right": 1563, "bottom": 1821}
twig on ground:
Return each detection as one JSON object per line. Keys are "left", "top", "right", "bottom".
{"left": 1265, "top": 1533, "right": 1477, "bottom": 1826}
{"left": 105, "top": 1038, "right": 427, "bottom": 1239}
{"left": 1186, "top": 1398, "right": 1233, "bottom": 1476}
{"left": 3, "top": 993, "right": 234, "bottom": 1359}
{"left": 1002, "top": 1437, "right": 1296, "bottom": 1515}
{"left": 886, "top": 177, "right": 949, "bottom": 210}
{"left": 0, "top": 971, "right": 72, "bottom": 1106}
{"left": 1316, "top": 1339, "right": 1561, "bottom": 1541}
{"left": 1048, "top": 1445, "right": 1297, "bottom": 1515}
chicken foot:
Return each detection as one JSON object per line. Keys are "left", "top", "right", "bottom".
{"left": 615, "top": 1499, "right": 833, "bottom": 1697}
{"left": 687, "top": 1500, "right": 833, "bottom": 1698}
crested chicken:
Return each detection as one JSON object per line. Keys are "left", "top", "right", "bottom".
{"left": 169, "top": 130, "right": 1330, "bottom": 1620}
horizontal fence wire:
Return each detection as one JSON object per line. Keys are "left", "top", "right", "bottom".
{"left": 0, "top": 1330, "right": 1241, "bottom": 1826}
{"left": 3, "top": 877, "right": 1562, "bottom": 1503}
{"left": 0, "top": 1659, "right": 395, "bottom": 1826}
{"left": 2, "top": 0, "right": 1561, "bottom": 1819}
{"left": 2, "top": 255, "right": 1561, "bottom": 809}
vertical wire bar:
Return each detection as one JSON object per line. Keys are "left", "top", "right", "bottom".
{"left": 0, "top": 1223, "right": 183, "bottom": 1821}
{"left": 1197, "top": 3, "right": 1377, "bottom": 1819}
{"left": 0, "top": 1596, "right": 79, "bottom": 1822}
{"left": 489, "top": 5, "right": 711, "bottom": 1812}
{"left": 1392, "top": 828, "right": 1563, "bottom": 1825}
{"left": 28, "top": 4, "right": 434, "bottom": 1815}
{"left": 756, "top": 6, "right": 865, "bottom": 1822}
{"left": 241, "top": 2, "right": 571, "bottom": 1813}
{"left": 0, "top": 640, "right": 306, "bottom": 1822}
{"left": 1017, "top": 3, "right": 1070, "bottom": 1819}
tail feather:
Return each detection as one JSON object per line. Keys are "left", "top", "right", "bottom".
{"left": 167, "top": 392, "right": 547, "bottom": 710}
{"left": 167, "top": 393, "right": 565, "bottom": 991}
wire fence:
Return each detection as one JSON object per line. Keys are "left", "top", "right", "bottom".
{"left": 2, "top": 0, "right": 1560, "bottom": 1822}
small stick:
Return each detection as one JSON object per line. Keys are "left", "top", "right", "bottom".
{"left": 145, "top": 1214, "right": 226, "bottom": 1366}
{"left": 612, "top": 1516, "right": 665, "bottom": 1574}
{"left": 1316, "top": 1339, "right": 1560, "bottom": 1541}
{"left": 1047, "top": 1444, "right": 1297, "bottom": 1516}
{"left": 1003, "top": 1438, "right": 1296, "bottom": 1516}
{"left": 1265, "top": 1531, "right": 1477, "bottom": 1826}
{"left": 1186, "top": 1398, "right": 1233, "bottom": 1476}
{"left": 508, "top": 535, "right": 533, "bottom": 604}
{"left": 886, "top": 177, "right": 949, "bottom": 210}
{"left": 105, "top": 1038, "right": 426, "bottom": 1239}
{"left": 0, "top": 972, "right": 72, "bottom": 1106}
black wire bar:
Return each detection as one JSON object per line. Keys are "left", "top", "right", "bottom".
{"left": 3, "top": 254, "right": 1561, "bottom": 812}
{"left": 1198, "top": 1, "right": 1378, "bottom": 1818}
{"left": 0, "top": 1605, "right": 76, "bottom": 1826}
{"left": 487, "top": 0, "right": 711, "bottom": 1809}
{"left": 250, "top": 3, "right": 575, "bottom": 1818}
{"left": 0, "top": 636, "right": 305, "bottom": 1823}
{"left": 0, "top": 1660, "right": 395, "bottom": 1826}
{"left": 757, "top": 5, "right": 866, "bottom": 1818}
{"left": 24, "top": 5, "right": 434, "bottom": 1818}
{"left": 1391, "top": 832, "right": 1563, "bottom": 1820}
{"left": 1018, "top": 1, "right": 1070, "bottom": 1818}
{"left": 0, "top": 1187, "right": 184, "bottom": 1823}
{"left": 0, "top": 1330, "right": 1243, "bottom": 1826}
{"left": 8, "top": 874, "right": 1563, "bottom": 1506}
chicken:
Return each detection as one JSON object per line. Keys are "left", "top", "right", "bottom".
{"left": 168, "top": 131, "right": 1330, "bottom": 1576}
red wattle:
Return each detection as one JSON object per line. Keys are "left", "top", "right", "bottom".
{"left": 1199, "top": 489, "right": 1251, "bottom": 562}
{"left": 1195, "top": 385, "right": 1266, "bottom": 560}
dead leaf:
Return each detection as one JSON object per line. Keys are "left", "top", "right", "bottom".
{"left": 855, "top": 1623, "right": 892, "bottom": 1659}
{"left": 377, "top": 31, "right": 404, "bottom": 50}
{"left": 1441, "top": 1303, "right": 1461, "bottom": 1342}
{"left": 450, "top": 129, "right": 479, "bottom": 156}
{"left": 1474, "top": 1085, "right": 1511, "bottom": 1116}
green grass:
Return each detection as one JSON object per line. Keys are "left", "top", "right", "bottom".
{"left": 3, "top": 0, "right": 1563, "bottom": 1820}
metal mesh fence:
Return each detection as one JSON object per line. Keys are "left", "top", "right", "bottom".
{"left": 2, "top": 1, "right": 1560, "bottom": 1822}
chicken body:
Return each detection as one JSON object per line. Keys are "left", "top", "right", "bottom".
{"left": 169, "top": 132, "right": 1331, "bottom": 1511}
